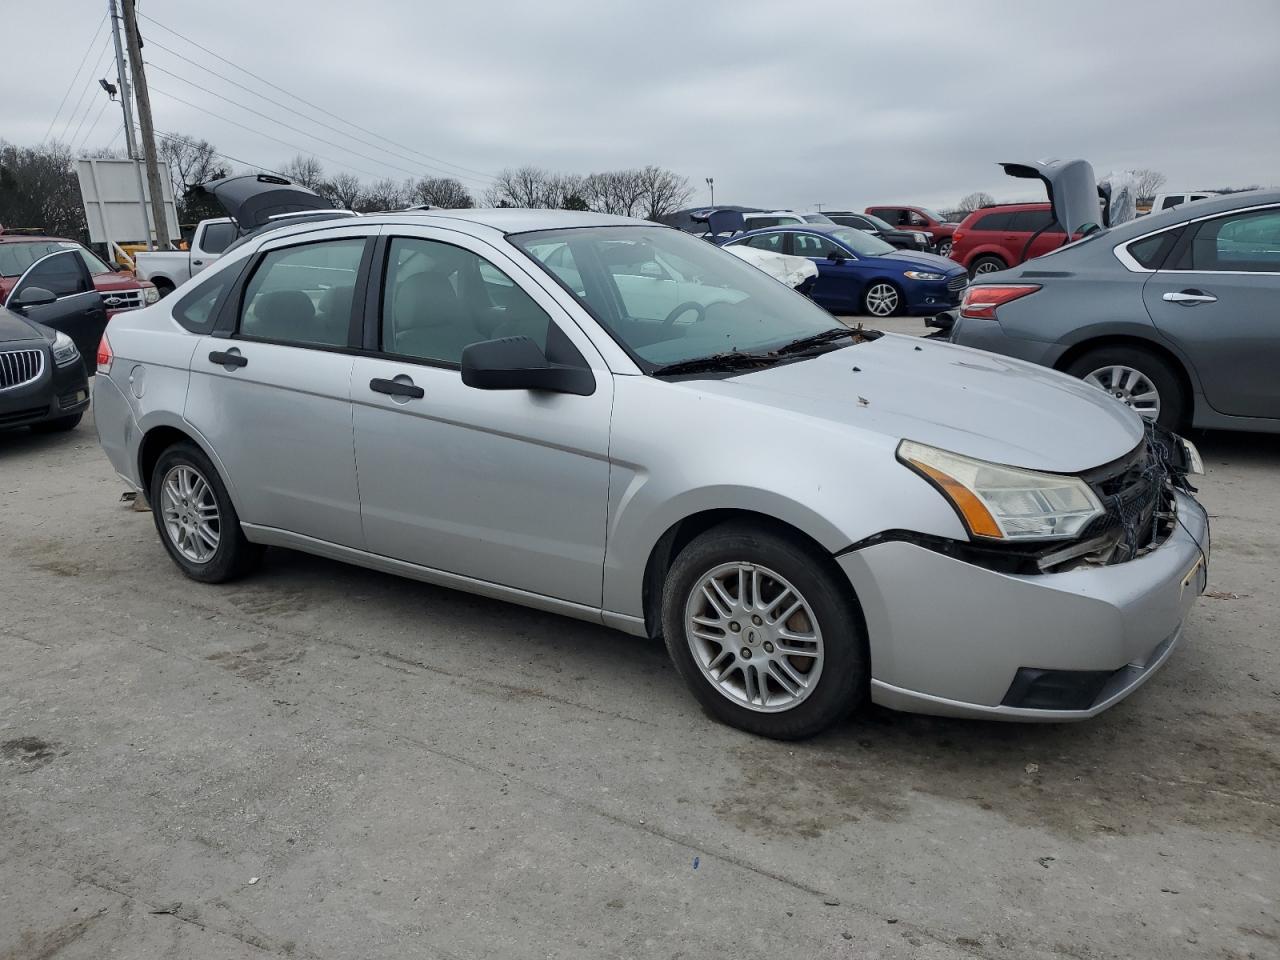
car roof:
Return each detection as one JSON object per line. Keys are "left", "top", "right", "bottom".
{"left": 1105, "top": 188, "right": 1280, "bottom": 241}
{"left": 0, "top": 234, "right": 72, "bottom": 244}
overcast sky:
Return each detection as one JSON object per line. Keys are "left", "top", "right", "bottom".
{"left": 13, "top": 0, "right": 1280, "bottom": 211}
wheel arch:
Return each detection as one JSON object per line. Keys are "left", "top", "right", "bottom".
{"left": 1053, "top": 333, "right": 1198, "bottom": 413}
{"left": 639, "top": 508, "right": 862, "bottom": 642}
{"left": 136, "top": 419, "right": 241, "bottom": 512}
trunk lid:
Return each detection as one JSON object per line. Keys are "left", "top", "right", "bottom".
{"left": 188, "top": 174, "right": 334, "bottom": 234}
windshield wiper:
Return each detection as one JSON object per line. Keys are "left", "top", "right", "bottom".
{"left": 650, "top": 350, "right": 779, "bottom": 377}
{"left": 771, "top": 327, "right": 862, "bottom": 356}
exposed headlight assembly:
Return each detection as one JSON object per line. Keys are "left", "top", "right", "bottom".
{"left": 51, "top": 331, "right": 81, "bottom": 367}
{"left": 913, "top": 232, "right": 929, "bottom": 244}
{"left": 903, "top": 270, "right": 945, "bottom": 281}
{"left": 143, "top": 284, "right": 160, "bottom": 303}
{"left": 898, "top": 440, "right": 1103, "bottom": 541}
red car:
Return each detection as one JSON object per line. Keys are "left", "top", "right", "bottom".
{"left": 864, "top": 205, "right": 961, "bottom": 257}
{"left": 949, "top": 202, "right": 1075, "bottom": 277}
{"left": 0, "top": 231, "right": 158, "bottom": 317}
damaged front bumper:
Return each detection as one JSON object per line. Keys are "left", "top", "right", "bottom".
{"left": 839, "top": 490, "right": 1209, "bottom": 721}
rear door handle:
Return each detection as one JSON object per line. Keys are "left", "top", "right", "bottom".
{"left": 192, "top": 259, "right": 203, "bottom": 266}
{"left": 370, "top": 377, "right": 424, "bottom": 399}
{"left": 209, "top": 349, "right": 247, "bottom": 368}
{"left": 1163, "top": 290, "right": 1217, "bottom": 305}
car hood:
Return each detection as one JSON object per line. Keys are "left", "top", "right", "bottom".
{"left": 93, "top": 273, "right": 146, "bottom": 292}
{"left": 696, "top": 334, "right": 1143, "bottom": 473}
{"left": 0, "top": 307, "right": 44, "bottom": 344}
{"left": 869, "top": 249, "right": 965, "bottom": 274}
{"left": 188, "top": 173, "right": 334, "bottom": 234}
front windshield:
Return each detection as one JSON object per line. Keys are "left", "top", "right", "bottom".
{"left": 919, "top": 207, "right": 947, "bottom": 223}
{"left": 863, "top": 214, "right": 895, "bottom": 231}
{"left": 511, "top": 226, "right": 843, "bottom": 369}
{"left": 828, "top": 227, "right": 896, "bottom": 257}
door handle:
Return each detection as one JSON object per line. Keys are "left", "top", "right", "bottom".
{"left": 209, "top": 349, "right": 247, "bottom": 368}
{"left": 193, "top": 259, "right": 203, "bottom": 266}
{"left": 370, "top": 377, "right": 424, "bottom": 399}
{"left": 1163, "top": 290, "right": 1217, "bottom": 305}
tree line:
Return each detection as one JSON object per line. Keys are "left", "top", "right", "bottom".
{"left": 1, "top": 134, "right": 692, "bottom": 243}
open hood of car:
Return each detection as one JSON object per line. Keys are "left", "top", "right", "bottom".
{"left": 188, "top": 174, "right": 335, "bottom": 234}
{"left": 999, "top": 159, "right": 1108, "bottom": 235}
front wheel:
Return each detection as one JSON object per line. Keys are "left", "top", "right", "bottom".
{"left": 935, "top": 238, "right": 953, "bottom": 258}
{"left": 661, "top": 523, "right": 868, "bottom": 739}
{"left": 1066, "top": 346, "right": 1187, "bottom": 431}
{"left": 862, "top": 282, "right": 902, "bottom": 317}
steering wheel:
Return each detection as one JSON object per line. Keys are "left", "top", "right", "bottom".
{"left": 663, "top": 301, "right": 706, "bottom": 326}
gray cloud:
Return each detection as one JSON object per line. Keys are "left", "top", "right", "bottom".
{"left": 15, "top": 0, "right": 1280, "bottom": 211}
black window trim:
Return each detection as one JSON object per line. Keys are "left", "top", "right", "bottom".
{"left": 1113, "top": 201, "right": 1280, "bottom": 275}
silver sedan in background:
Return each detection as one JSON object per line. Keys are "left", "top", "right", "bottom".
{"left": 94, "top": 206, "right": 1208, "bottom": 739}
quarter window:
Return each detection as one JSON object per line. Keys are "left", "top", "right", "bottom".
{"left": 381, "top": 237, "right": 550, "bottom": 364}
{"left": 200, "top": 221, "right": 237, "bottom": 254}
{"left": 174, "top": 269, "right": 233, "bottom": 333}
{"left": 1125, "top": 230, "right": 1179, "bottom": 270}
{"left": 239, "top": 238, "right": 364, "bottom": 347}
{"left": 1189, "top": 208, "right": 1280, "bottom": 272}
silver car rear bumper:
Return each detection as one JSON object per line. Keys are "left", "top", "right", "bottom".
{"left": 840, "top": 491, "right": 1209, "bottom": 720}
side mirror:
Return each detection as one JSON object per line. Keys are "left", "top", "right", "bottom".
{"left": 826, "top": 250, "right": 847, "bottom": 263}
{"left": 9, "top": 286, "right": 57, "bottom": 310}
{"left": 461, "top": 336, "right": 595, "bottom": 396}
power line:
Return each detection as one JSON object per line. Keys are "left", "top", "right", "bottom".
{"left": 149, "top": 86, "right": 390, "bottom": 181}
{"left": 59, "top": 40, "right": 114, "bottom": 145}
{"left": 153, "top": 130, "right": 284, "bottom": 179}
{"left": 44, "top": 12, "right": 108, "bottom": 142}
{"left": 146, "top": 63, "right": 436, "bottom": 183}
{"left": 143, "top": 37, "right": 494, "bottom": 186}
{"left": 136, "top": 10, "right": 495, "bottom": 183}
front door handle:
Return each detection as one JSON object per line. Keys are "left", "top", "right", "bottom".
{"left": 370, "top": 377, "right": 424, "bottom": 399}
{"left": 1163, "top": 290, "right": 1217, "bottom": 305}
{"left": 209, "top": 349, "right": 247, "bottom": 368}
{"left": 193, "top": 259, "right": 203, "bottom": 266}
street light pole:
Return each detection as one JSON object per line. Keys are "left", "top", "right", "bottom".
{"left": 705, "top": 177, "right": 715, "bottom": 207}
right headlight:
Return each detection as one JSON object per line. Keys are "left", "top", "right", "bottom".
{"left": 898, "top": 440, "right": 1103, "bottom": 541}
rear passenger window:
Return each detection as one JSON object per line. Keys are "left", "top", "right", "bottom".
{"left": 792, "top": 233, "right": 840, "bottom": 258}
{"left": 1012, "top": 210, "right": 1061, "bottom": 233}
{"left": 744, "top": 232, "right": 786, "bottom": 253}
{"left": 173, "top": 269, "right": 232, "bottom": 333}
{"left": 239, "top": 238, "right": 364, "bottom": 347}
{"left": 381, "top": 237, "right": 549, "bottom": 365}
{"left": 199, "top": 222, "right": 236, "bottom": 254}
{"left": 1189, "top": 208, "right": 1280, "bottom": 272}
{"left": 973, "top": 212, "right": 1013, "bottom": 231}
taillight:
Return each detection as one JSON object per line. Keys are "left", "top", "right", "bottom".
{"left": 96, "top": 332, "right": 113, "bottom": 373}
{"left": 960, "top": 284, "right": 1041, "bottom": 320}
{"left": 952, "top": 230, "right": 965, "bottom": 244}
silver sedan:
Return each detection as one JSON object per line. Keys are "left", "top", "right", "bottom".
{"left": 93, "top": 207, "right": 1209, "bottom": 739}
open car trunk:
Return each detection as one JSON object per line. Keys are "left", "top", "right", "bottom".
{"left": 188, "top": 174, "right": 336, "bottom": 236}
{"left": 999, "top": 158, "right": 1109, "bottom": 235}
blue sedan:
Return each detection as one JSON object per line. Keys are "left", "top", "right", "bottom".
{"left": 723, "top": 224, "right": 968, "bottom": 317}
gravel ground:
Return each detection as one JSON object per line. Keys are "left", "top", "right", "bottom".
{"left": 1, "top": 394, "right": 1276, "bottom": 959}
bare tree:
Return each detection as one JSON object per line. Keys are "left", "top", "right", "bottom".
{"left": 411, "top": 176, "right": 474, "bottom": 208}
{"left": 279, "top": 154, "right": 326, "bottom": 191}
{"left": 484, "top": 166, "right": 584, "bottom": 209}
{"left": 637, "top": 165, "right": 691, "bottom": 221}
{"left": 354, "top": 177, "right": 410, "bottom": 212}
{"left": 0, "top": 140, "right": 88, "bottom": 238}
{"left": 957, "top": 191, "right": 995, "bottom": 213}
{"left": 322, "top": 171, "right": 364, "bottom": 211}
{"left": 157, "top": 132, "right": 228, "bottom": 222}
{"left": 582, "top": 169, "right": 647, "bottom": 216}
{"left": 1130, "top": 168, "right": 1167, "bottom": 201}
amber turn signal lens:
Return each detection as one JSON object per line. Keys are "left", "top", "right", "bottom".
{"left": 904, "top": 458, "right": 1004, "bottom": 539}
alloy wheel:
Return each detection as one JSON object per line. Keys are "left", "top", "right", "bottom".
{"left": 1084, "top": 364, "right": 1162, "bottom": 420}
{"left": 865, "top": 283, "right": 899, "bottom": 317}
{"left": 936, "top": 239, "right": 952, "bottom": 257}
{"left": 684, "top": 562, "right": 824, "bottom": 713}
{"left": 160, "top": 464, "right": 221, "bottom": 563}
{"left": 973, "top": 260, "right": 1003, "bottom": 275}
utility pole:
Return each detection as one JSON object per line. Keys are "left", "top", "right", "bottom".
{"left": 121, "top": 0, "right": 170, "bottom": 248}
{"left": 107, "top": 0, "right": 138, "bottom": 158}
{"left": 705, "top": 177, "right": 715, "bottom": 207}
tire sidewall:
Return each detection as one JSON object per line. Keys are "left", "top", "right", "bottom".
{"left": 1067, "top": 346, "right": 1186, "bottom": 431}
{"left": 661, "top": 525, "right": 867, "bottom": 739}
{"left": 150, "top": 442, "right": 249, "bottom": 582}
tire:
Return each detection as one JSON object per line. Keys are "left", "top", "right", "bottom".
{"left": 1065, "top": 345, "right": 1187, "bottom": 431}
{"left": 969, "top": 255, "right": 1007, "bottom": 278}
{"left": 149, "top": 441, "right": 262, "bottom": 583}
{"left": 30, "top": 413, "right": 82, "bottom": 433}
{"left": 935, "top": 238, "right": 953, "bottom": 258}
{"left": 862, "top": 281, "right": 902, "bottom": 318}
{"left": 661, "top": 522, "right": 868, "bottom": 739}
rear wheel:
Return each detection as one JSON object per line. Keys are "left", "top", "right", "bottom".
{"left": 862, "top": 282, "right": 902, "bottom": 317}
{"left": 1066, "top": 345, "right": 1186, "bottom": 430}
{"left": 969, "top": 255, "right": 1007, "bottom": 277}
{"left": 150, "top": 441, "right": 261, "bottom": 582}
{"left": 30, "top": 413, "right": 82, "bottom": 433}
{"left": 661, "top": 522, "right": 868, "bottom": 739}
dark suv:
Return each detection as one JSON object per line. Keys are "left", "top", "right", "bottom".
{"left": 950, "top": 202, "right": 1071, "bottom": 277}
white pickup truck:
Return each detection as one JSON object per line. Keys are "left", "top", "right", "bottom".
{"left": 133, "top": 218, "right": 238, "bottom": 297}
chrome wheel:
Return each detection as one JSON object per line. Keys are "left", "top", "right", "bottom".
{"left": 864, "top": 283, "right": 899, "bottom": 317}
{"left": 684, "top": 562, "right": 824, "bottom": 713}
{"left": 160, "top": 464, "right": 221, "bottom": 564}
{"left": 972, "top": 259, "right": 1003, "bottom": 276}
{"left": 936, "top": 239, "right": 952, "bottom": 258}
{"left": 1084, "top": 365, "right": 1162, "bottom": 420}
